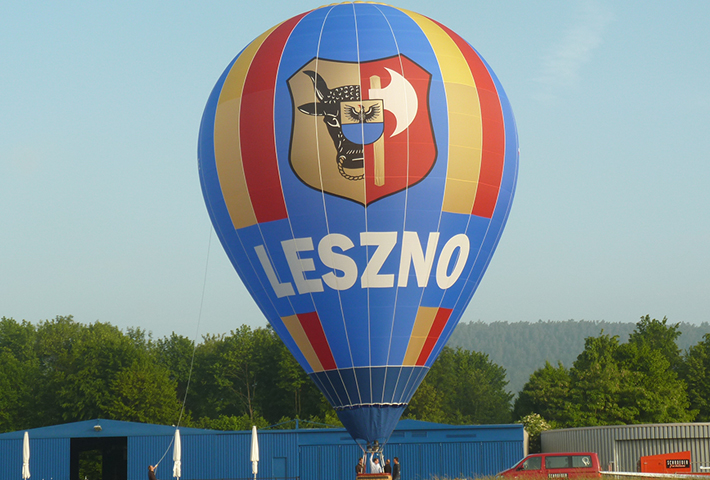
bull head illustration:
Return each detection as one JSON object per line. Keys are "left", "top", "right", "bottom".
{"left": 297, "top": 68, "right": 419, "bottom": 183}
{"left": 297, "top": 70, "right": 365, "bottom": 181}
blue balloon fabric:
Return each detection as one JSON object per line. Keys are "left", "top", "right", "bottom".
{"left": 198, "top": 3, "right": 518, "bottom": 446}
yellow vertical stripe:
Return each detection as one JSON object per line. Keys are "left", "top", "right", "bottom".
{"left": 403, "top": 306, "right": 439, "bottom": 365}
{"left": 213, "top": 27, "right": 279, "bottom": 230}
{"left": 282, "top": 315, "right": 324, "bottom": 372}
{"left": 400, "top": 10, "right": 484, "bottom": 215}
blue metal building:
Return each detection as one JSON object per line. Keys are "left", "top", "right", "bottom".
{"left": 0, "top": 419, "right": 524, "bottom": 480}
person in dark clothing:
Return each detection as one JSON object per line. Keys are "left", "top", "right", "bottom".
{"left": 384, "top": 459, "right": 392, "bottom": 475}
{"left": 392, "top": 457, "right": 401, "bottom": 480}
{"left": 356, "top": 458, "right": 365, "bottom": 474}
{"left": 149, "top": 465, "right": 158, "bottom": 480}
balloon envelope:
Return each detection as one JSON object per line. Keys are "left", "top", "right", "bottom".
{"left": 199, "top": 2, "right": 517, "bottom": 446}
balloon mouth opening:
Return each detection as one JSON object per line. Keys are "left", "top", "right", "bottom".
{"left": 335, "top": 403, "right": 407, "bottom": 448}
{"left": 334, "top": 403, "right": 407, "bottom": 411}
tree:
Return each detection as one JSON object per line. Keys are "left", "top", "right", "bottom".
{"left": 681, "top": 333, "right": 710, "bottom": 421}
{"left": 406, "top": 347, "right": 513, "bottom": 424}
{"left": 188, "top": 333, "right": 225, "bottom": 419}
{"left": 190, "top": 326, "right": 281, "bottom": 423}
{"left": 514, "top": 321, "right": 694, "bottom": 428}
{"left": 616, "top": 342, "right": 694, "bottom": 424}
{"left": 629, "top": 315, "right": 682, "bottom": 371}
{"left": 275, "top": 344, "right": 308, "bottom": 417}
{"left": 563, "top": 330, "right": 692, "bottom": 426}
{"left": 448, "top": 319, "right": 710, "bottom": 396}
{"left": 32, "top": 316, "right": 86, "bottom": 425}
{"left": 0, "top": 349, "right": 39, "bottom": 432}
{"left": 513, "top": 361, "right": 570, "bottom": 425}
{"left": 155, "top": 333, "right": 195, "bottom": 402}
{"left": 1, "top": 316, "right": 340, "bottom": 430}
{"left": 404, "top": 381, "right": 446, "bottom": 423}
{"left": 0, "top": 318, "right": 42, "bottom": 432}
{"left": 197, "top": 413, "right": 270, "bottom": 431}
{"left": 31, "top": 316, "right": 182, "bottom": 425}
{"left": 0, "top": 317, "right": 36, "bottom": 361}
{"left": 565, "top": 333, "right": 636, "bottom": 426}
{"left": 107, "top": 357, "right": 183, "bottom": 424}
{"left": 188, "top": 325, "right": 333, "bottom": 425}
{"left": 212, "top": 326, "right": 267, "bottom": 422}
{"left": 54, "top": 321, "right": 143, "bottom": 421}
{"left": 255, "top": 328, "right": 330, "bottom": 422}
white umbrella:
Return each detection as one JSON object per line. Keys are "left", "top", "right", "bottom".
{"left": 250, "top": 426, "right": 259, "bottom": 480}
{"left": 22, "top": 431, "right": 30, "bottom": 480}
{"left": 172, "top": 429, "right": 182, "bottom": 479}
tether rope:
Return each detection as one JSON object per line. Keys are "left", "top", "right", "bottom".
{"left": 154, "top": 227, "right": 213, "bottom": 472}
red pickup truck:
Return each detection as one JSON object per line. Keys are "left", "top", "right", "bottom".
{"left": 496, "top": 452, "right": 602, "bottom": 479}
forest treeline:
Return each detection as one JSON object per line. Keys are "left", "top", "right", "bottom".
{"left": 448, "top": 319, "right": 710, "bottom": 394}
{"left": 0, "top": 315, "right": 510, "bottom": 434}
{"left": 2, "top": 315, "right": 710, "bottom": 438}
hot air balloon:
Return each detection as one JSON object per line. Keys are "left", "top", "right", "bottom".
{"left": 198, "top": 2, "right": 518, "bottom": 451}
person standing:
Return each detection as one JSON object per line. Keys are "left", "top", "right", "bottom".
{"left": 148, "top": 465, "right": 158, "bottom": 480}
{"left": 392, "top": 457, "right": 401, "bottom": 480}
{"left": 384, "top": 459, "right": 392, "bottom": 475}
{"left": 369, "top": 454, "right": 383, "bottom": 474}
{"left": 356, "top": 458, "right": 365, "bottom": 474}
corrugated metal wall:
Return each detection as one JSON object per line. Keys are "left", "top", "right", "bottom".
{"left": 214, "top": 431, "right": 249, "bottom": 479}
{"left": 0, "top": 422, "right": 524, "bottom": 480}
{"left": 299, "top": 443, "right": 362, "bottom": 480}
{"left": 542, "top": 427, "right": 617, "bottom": 470}
{"left": 0, "top": 437, "right": 70, "bottom": 480}
{"left": 129, "top": 435, "right": 184, "bottom": 480}
{"left": 542, "top": 423, "right": 710, "bottom": 473}
{"left": 299, "top": 437, "right": 522, "bottom": 480}
{"left": 128, "top": 430, "right": 300, "bottom": 480}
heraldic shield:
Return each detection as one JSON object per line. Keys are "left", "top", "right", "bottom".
{"left": 288, "top": 55, "right": 436, "bottom": 205}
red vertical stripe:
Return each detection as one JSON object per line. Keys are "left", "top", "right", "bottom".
{"left": 240, "top": 15, "right": 305, "bottom": 224}
{"left": 435, "top": 22, "right": 506, "bottom": 218}
{"left": 416, "top": 308, "right": 453, "bottom": 366}
{"left": 297, "top": 311, "right": 337, "bottom": 371}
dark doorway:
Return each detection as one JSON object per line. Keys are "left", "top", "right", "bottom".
{"left": 71, "top": 437, "right": 127, "bottom": 480}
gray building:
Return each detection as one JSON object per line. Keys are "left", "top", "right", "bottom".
{"left": 542, "top": 423, "right": 710, "bottom": 473}
{"left": 0, "top": 419, "right": 525, "bottom": 480}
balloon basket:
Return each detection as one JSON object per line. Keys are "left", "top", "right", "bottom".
{"left": 357, "top": 474, "right": 391, "bottom": 480}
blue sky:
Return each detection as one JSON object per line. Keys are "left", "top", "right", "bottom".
{"left": 2, "top": 1, "right": 708, "bottom": 340}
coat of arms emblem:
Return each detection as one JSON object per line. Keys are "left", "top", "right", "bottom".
{"left": 288, "top": 55, "right": 436, "bottom": 205}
